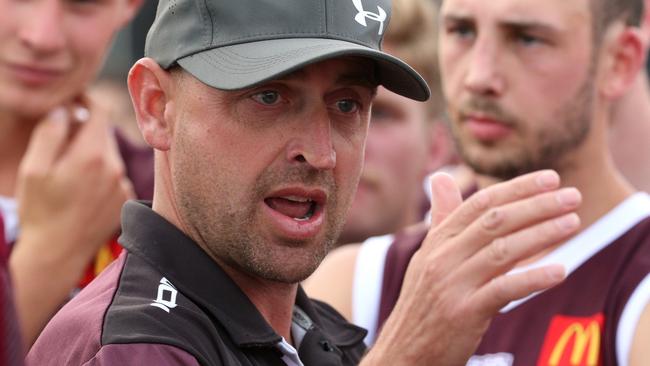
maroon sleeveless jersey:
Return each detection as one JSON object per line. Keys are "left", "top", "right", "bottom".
{"left": 359, "top": 193, "right": 650, "bottom": 365}
{"left": 0, "top": 213, "right": 23, "bottom": 365}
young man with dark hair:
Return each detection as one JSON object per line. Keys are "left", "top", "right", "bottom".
{"left": 310, "top": 0, "right": 650, "bottom": 364}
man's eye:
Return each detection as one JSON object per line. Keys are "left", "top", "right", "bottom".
{"left": 514, "top": 32, "right": 543, "bottom": 47}
{"left": 336, "top": 99, "right": 359, "bottom": 113}
{"left": 446, "top": 23, "right": 476, "bottom": 40}
{"left": 251, "top": 91, "right": 281, "bottom": 105}
{"left": 68, "top": 0, "right": 101, "bottom": 5}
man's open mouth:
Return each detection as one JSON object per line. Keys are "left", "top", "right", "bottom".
{"left": 262, "top": 188, "right": 327, "bottom": 240}
{"left": 264, "top": 196, "right": 318, "bottom": 221}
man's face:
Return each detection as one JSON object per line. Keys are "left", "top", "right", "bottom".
{"left": 439, "top": 0, "right": 596, "bottom": 180}
{"left": 340, "top": 86, "right": 433, "bottom": 244}
{"left": 169, "top": 58, "right": 375, "bottom": 284}
{"left": 0, "top": 0, "right": 131, "bottom": 119}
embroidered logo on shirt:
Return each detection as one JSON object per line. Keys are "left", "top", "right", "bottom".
{"left": 150, "top": 277, "right": 178, "bottom": 313}
{"left": 537, "top": 313, "right": 604, "bottom": 366}
{"left": 351, "top": 0, "right": 387, "bottom": 35}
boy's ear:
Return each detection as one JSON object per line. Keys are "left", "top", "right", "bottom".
{"left": 127, "top": 58, "right": 175, "bottom": 151}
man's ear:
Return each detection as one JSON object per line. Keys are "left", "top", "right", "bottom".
{"left": 599, "top": 25, "right": 645, "bottom": 100}
{"left": 128, "top": 58, "right": 174, "bottom": 151}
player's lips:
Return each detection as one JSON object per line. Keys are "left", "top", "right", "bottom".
{"left": 3, "top": 61, "right": 66, "bottom": 86}
{"left": 462, "top": 113, "right": 513, "bottom": 141}
{"left": 262, "top": 187, "right": 327, "bottom": 240}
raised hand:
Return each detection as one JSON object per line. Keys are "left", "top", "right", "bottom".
{"left": 10, "top": 97, "right": 134, "bottom": 347}
{"left": 362, "top": 170, "right": 581, "bottom": 366}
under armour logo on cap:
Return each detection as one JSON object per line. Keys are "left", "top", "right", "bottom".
{"left": 351, "top": 0, "right": 387, "bottom": 35}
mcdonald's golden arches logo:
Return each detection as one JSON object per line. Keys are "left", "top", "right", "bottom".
{"left": 537, "top": 313, "right": 604, "bottom": 366}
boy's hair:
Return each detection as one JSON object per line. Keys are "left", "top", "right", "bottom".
{"left": 592, "top": 0, "right": 643, "bottom": 42}
{"left": 385, "top": 0, "right": 444, "bottom": 119}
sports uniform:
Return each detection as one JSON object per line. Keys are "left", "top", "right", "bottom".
{"left": 0, "top": 214, "right": 22, "bottom": 366}
{"left": 26, "top": 201, "right": 367, "bottom": 366}
{"left": 354, "top": 192, "right": 650, "bottom": 365}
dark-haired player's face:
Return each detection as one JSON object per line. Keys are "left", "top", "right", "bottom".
{"left": 0, "top": 0, "right": 135, "bottom": 119}
{"left": 439, "top": 0, "right": 597, "bottom": 179}
{"left": 341, "top": 86, "right": 435, "bottom": 244}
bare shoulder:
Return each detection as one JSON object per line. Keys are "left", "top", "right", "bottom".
{"left": 303, "top": 243, "right": 361, "bottom": 321}
{"left": 630, "top": 299, "right": 650, "bottom": 365}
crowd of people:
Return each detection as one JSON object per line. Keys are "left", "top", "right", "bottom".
{"left": 0, "top": 0, "right": 648, "bottom": 365}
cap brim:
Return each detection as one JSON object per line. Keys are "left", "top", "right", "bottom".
{"left": 176, "top": 38, "right": 430, "bottom": 102}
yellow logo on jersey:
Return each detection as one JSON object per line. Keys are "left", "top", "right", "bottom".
{"left": 537, "top": 313, "right": 603, "bottom": 366}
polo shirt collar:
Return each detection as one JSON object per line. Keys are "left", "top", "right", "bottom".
{"left": 119, "top": 201, "right": 364, "bottom": 350}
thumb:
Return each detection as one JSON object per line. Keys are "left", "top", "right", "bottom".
{"left": 429, "top": 172, "right": 463, "bottom": 226}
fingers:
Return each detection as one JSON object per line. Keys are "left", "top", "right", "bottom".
{"left": 18, "top": 95, "right": 130, "bottom": 243}
{"left": 430, "top": 172, "right": 463, "bottom": 227}
{"left": 442, "top": 187, "right": 582, "bottom": 268}
{"left": 459, "top": 211, "right": 579, "bottom": 288}
{"left": 56, "top": 96, "right": 128, "bottom": 188}
{"left": 471, "top": 264, "right": 566, "bottom": 317}
{"left": 59, "top": 97, "right": 111, "bottom": 165}
{"left": 431, "top": 170, "right": 561, "bottom": 243}
{"left": 19, "top": 108, "right": 71, "bottom": 177}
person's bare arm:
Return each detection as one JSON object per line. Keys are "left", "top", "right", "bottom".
{"left": 304, "top": 243, "right": 360, "bottom": 321}
{"left": 629, "top": 301, "right": 650, "bottom": 365}
{"left": 361, "top": 170, "right": 581, "bottom": 365}
{"left": 10, "top": 100, "right": 133, "bottom": 347}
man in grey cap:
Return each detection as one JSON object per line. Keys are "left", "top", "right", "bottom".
{"left": 26, "top": 0, "right": 581, "bottom": 365}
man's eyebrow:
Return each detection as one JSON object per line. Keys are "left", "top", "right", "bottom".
{"left": 442, "top": 13, "right": 474, "bottom": 24}
{"left": 442, "top": 13, "right": 563, "bottom": 34}
{"left": 499, "top": 19, "right": 562, "bottom": 35}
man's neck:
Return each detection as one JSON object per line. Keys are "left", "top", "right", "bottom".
{"left": 151, "top": 177, "right": 301, "bottom": 343}
{"left": 0, "top": 111, "right": 38, "bottom": 197}
{"left": 610, "top": 73, "right": 650, "bottom": 192}
{"left": 221, "top": 265, "right": 299, "bottom": 343}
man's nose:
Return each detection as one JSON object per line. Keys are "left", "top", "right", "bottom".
{"left": 285, "top": 109, "right": 337, "bottom": 170}
{"left": 18, "top": 1, "right": 66, "bottom": 54}
{"left": 464, "top": 36, "right": 506, "bottom": 96}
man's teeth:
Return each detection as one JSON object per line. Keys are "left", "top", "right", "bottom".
{"left": 294, "top": 200, "right": 317, "bottom": 222}
{"left": 282, "top": 196, "right": 312, "bottom": 203}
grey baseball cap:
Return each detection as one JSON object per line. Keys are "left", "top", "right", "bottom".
{"left": 145, "top": 0, "right": 430, "bottom": 101}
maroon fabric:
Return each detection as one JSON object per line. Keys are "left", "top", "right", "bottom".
{"left": 83, "top": 343, "right": 200, "bottom": 366}
{"left": 114, "top": 129, "right": 154, "bottom": 201}
{"left": 375, "top": 211, "right": 650, "bottom": 365}
{"left": 376, "top": 226, "right": 428, "bottom": 333}
{"left": 0, "top": 213, "right": 6, "bottom": 256}
{"left": 0, "top": 214, "right": 23, "bottom": 365}
{"left": 473, "top": 216, "right": 650, "bottom": 365}
{"left": 26, "top": 253, "right": 127, "bottom": 366}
